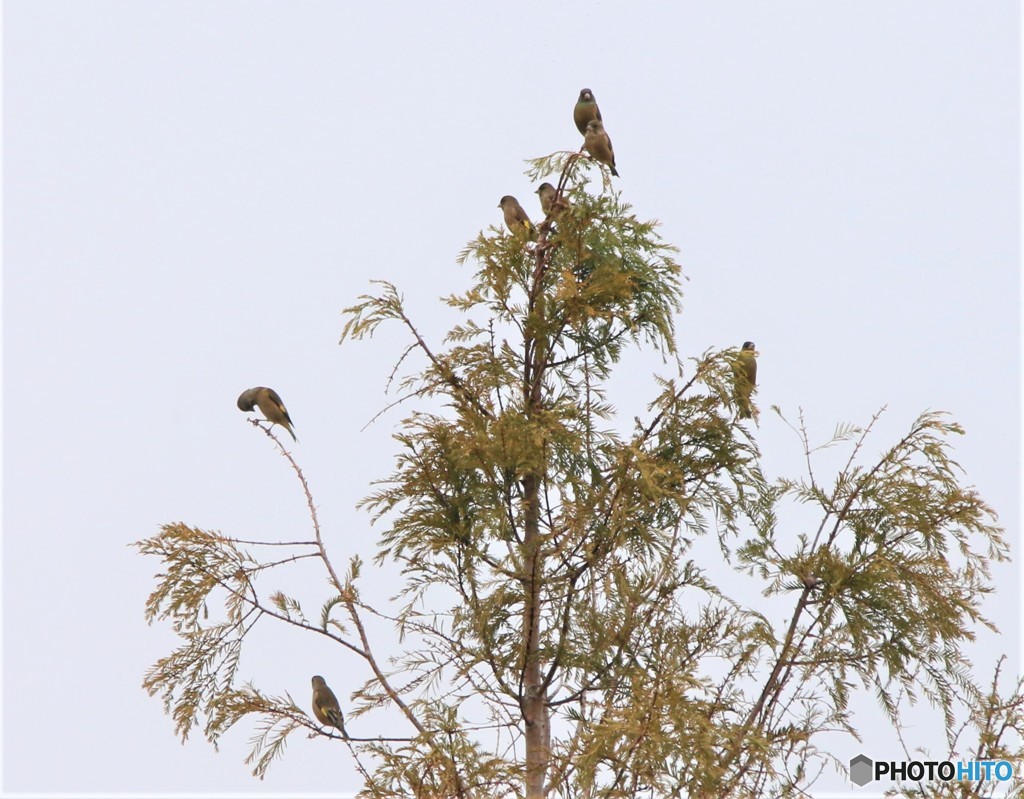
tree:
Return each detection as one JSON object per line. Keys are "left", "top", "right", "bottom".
{"left": 136, "top": 152, "right": 1016, "bottom": 798}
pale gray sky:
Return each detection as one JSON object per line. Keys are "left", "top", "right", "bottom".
{"left": 3, "top": 1, "right": 1019, "bottom": 795}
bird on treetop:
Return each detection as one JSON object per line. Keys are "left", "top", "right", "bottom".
{"left": 573, "top": 88, "right": 603, "bottom": 136}
{"left": 536, "top": 182, "right": 569, "bottom": 217}
{"left": 498, "top": 195, "right": 536, "bottom": 239}
{"left": 734, "top": 342, "right": 758, "bottom": 419}
{"left": 237, "top": 386, "right": 297, "bottom": 441}
{"left": 583, "top": 119, "right": 619, "bottom": 177}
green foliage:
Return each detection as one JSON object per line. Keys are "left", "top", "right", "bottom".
{"left": 137, "top": 152, "right": 1015, "bottom": 797}
{"left": 882, "top": 656, "right": 1024, "bottom": 798}
{"left": 138, "top": 523, "right": 257, "bottom": 743}
{"left": 135, "top": 521, "right": 357, "bottom": 772}
{"left": 745, "top": 411, "right": 1005, "bottom": 704}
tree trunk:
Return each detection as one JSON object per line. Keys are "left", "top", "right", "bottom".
{"left": 522, "top": 471, "right": 550, "bottom": 799}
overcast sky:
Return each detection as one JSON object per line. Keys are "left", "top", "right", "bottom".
{"left": 3, "top": 1, "right": 1019, "bottom": 795}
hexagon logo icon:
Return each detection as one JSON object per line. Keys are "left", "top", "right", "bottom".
{"left": 850, "top": 754, "right": 873, "bottom": 787}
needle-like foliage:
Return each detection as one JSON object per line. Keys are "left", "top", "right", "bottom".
{"left": 137, "top": 153, "right": 1015, "bottom": 798}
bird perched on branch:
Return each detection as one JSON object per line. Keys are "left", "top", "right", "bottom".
{"left": 734, "top": 342, "right": 758, "bottom": 419}
{"left": 584, "top": 119, "right": 619, "bottom": 177}
{"left": 573, "top": 88, "right": 603, "bottom": 136}
{"left": 498, "top": 195, "right": 535, "bottom": 238}
{"left": 311, "top": 675, "right": 346, "bottom": 734}
{"left": 535, "top": 182, "right": 570, "bottom": 217}
{"left": 536, "top": 182, "right": 557, "bottom": 215}
{"left": 237, "top": 386, "right": 297, "bottom": 441}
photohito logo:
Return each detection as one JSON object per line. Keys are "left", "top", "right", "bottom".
{"left": 849, "top": 754, "right": 1014, "bottom": 787}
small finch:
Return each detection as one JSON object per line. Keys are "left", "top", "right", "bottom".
{"left": 573, "top": 88, "right": 603, "bottom": 136}
{"left": 237, "top": 386, "right": 297, "bottom": 441}
{"left": 535, "top": 182, "right": 569, "bottom": 217}
{"left": 584, "top": 119, "right": 619, "bottom": 177}
{"left": 311, "top": 675, "right": 345, "bottom": 733}
{"left": 498, "top": 195, "right": 535, "bottom": 238}
{"left": 734, "top": 342, "right": 758, "bottom": 419}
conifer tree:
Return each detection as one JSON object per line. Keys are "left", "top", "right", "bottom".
{"left": 137, "top": 152, "right": 1016, "bottom": 798}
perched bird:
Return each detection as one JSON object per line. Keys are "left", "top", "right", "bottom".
{"left": 573, "top": 88, "right": 603, "bottom": 136}
{"left": 535, "top": 182, "right": 569, "bottom": 217}
{"left": 311, "top": 675, "right": 346, "bottom": 733}
{"left": 536, "top": 182, "right": 557, "bottom": 215}
{"left": 583, "top": 119, "right": 619, "bottom": 177}
{"left": 237, "top": 386, "right": 297, "bottom": 441}
{"left": 498, "top": 195, "right": 535, "bottom": 238}
{"left": 734, "top": 342, "right": 758, "bottom": 419}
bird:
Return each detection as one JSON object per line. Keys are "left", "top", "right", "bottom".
{"left": 583, "top": 119, "right": 619, "bottom": 177}
{"left": 573, "top": 88, "right": 603, "bottom": 136}
{"left": 734, "top": 342, "right": 758, "bottom": 419}
{"left": 535, "top": 182, "right": 569, "bottom": 217}
{"left": 311, "top": 675, "right": 346, "bottom": 734}
{"left": 237, "top": 386, "right": 297, "bottom": 441}
{"left": 498, "top": 195, "right": 535, "bottom": 238}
